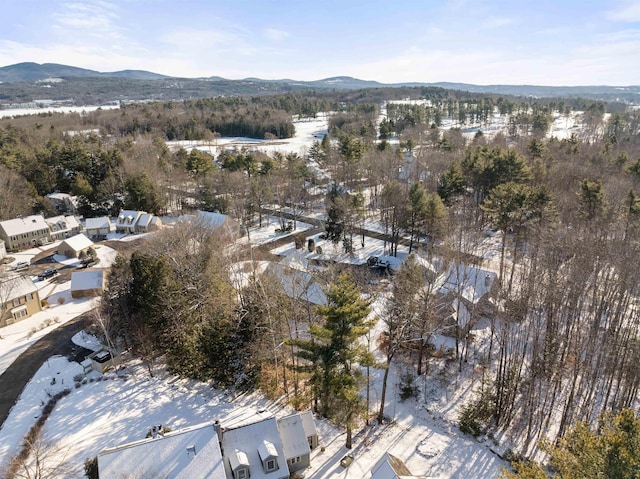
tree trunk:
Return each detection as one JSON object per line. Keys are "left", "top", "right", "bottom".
{"left": 378, "top": 364, "right": 390, "bottom": 424}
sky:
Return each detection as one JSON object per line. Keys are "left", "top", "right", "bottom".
{"left": 1, "top": 0, "right": 639, "bottom": 86}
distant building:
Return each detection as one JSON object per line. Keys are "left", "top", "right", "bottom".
{"left": 0, "top": 275, "right": 41, "bottom": 327}
{"left": 115, "top": 210, "right": 145, "bottom": 234}
{"left": 0, "top": 215, "right": 51, "bottom": 251}
{"left": 45, "top": 215, "right": 81, "bottom": 240}
{"left": 85, "top": 216, "right": 115, "bottom": 239}
{"left": 46, "top": 192, "right": 78, "bottom": 214}
{"left": 135, "top": 213, "right": 162, "bottom": 234}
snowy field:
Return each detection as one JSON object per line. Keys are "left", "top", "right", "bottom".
{"left": 0, "top": 105, "right": 119, "bottom": 119}
{"left": 166, "top": 113, "right": 329, "bottom": 158}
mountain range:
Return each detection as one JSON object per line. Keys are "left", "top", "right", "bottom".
{"left": 1, "top": 62, "right": 639, "bottom": 104}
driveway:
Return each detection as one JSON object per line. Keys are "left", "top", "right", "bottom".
{"left": 0, "top": 312, "right": 93, "bottom": 430}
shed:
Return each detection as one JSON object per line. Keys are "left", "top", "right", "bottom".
{"left": 71, "top": 270, "right": 106, "bottom": 298}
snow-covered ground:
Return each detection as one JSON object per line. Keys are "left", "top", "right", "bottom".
{"left": 0, "top": 241, "right": 117, "bottom": 377}
{"left": 166, "top": 113, "right": 329, "bottom": 158}
{"left": 0, "top": 318, "right": 506, "bottom": 479}
{"left": 0, "top": 105, "right": 119, "bottom": 119}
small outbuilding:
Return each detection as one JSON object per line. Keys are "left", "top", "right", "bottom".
{"left": 57, "top": 234, "right": 94, "bottom": 258}
{"left": 71, "top": 270, "right": 106, "bottom": 298}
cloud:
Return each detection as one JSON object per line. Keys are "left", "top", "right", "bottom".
{"left": 606, "top": 0, "right": 640, "bottom": 22}
{"left": 264, "top": 28, "right": 289, "bottom": 41}
{"left": 53, "top": 1, "right": 123, "bottom": 40}
{"left": 481, "top": 17, "right": 516, "bottom": 29}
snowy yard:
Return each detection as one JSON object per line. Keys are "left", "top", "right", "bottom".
{"left": 0, "top": 323, "right": 507, "bottom": 479}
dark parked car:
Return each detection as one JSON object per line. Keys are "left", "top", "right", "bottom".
{"left": 38, "top": 268, "right": 58, "bottom": 281}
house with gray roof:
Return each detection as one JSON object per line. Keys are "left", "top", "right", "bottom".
{"left": 85, "top": 216, "right": 115, "bottom": 239}
{"left": 115, "top": 210, "right": 145, "bottom": 234}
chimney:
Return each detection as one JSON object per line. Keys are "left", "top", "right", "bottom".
{"left": 214, "top": 419, "right": 223, "bottom": 442}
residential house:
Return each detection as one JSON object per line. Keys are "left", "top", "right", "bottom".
{"left": 435, "top": 263, "right": 498, "bottom": 336}
{"left": 276, "top": 411, "right": 318, "bottom": 473}
{"left": 57, "top": 234, "right": 94, "bottom": 258}
{"left": 115, "top": 210, "right": 145, "bottom": 234}
{"left": 85, "top": 216, "right": 115, "bottom": 239}
{"left": 0, "top": 275, "right": 42, "bottom": 327}
{"left": 264, "top": 261, "right": 327, "bottom": 306}
{"left": 98, "top": 411, "right": 317, "bottom": 479}
{"left": 45, "top": 215, "right": 81, "bottom": 240}
{"left": 98, "top": 421, "right": 226, "bottom": 479}
{"left": 0, "top": 215, "right": 51, "bottom": 251}
{"left": 196, "top": 210, "right": 240, "bottom": 238}
{"left": 0, "top": 239, "right": 6, "bottom": 261}
{"left": 135, "top": 213, "right": 162, "bottom": 234}
{"left": 370, "top": 453, "right": 424, "bottom": 479}
{"left": 70, "top": 270, "right": 106, "bottom": 298}
{"left": 46, "top": 192, "right": 77, "bottom": 214}
{"left": 221, "top": 417, "right": 289, "bottom": 479}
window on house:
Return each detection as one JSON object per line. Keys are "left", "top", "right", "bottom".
{"left": 236, "top": 468, "right": 248, "bottom": 479}
{"left": 26, "top": 293, "right": 33, "bottom": 301}
{"left": 12, "top": 298, "right": 19, "bottom": 307}
{"left": 266, "top": 459, "right": 277, "bottom": 472}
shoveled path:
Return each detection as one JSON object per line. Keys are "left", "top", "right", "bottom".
{"left": 0, "top": 312, "right": 93, "bottom": 430}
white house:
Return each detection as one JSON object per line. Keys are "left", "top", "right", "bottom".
{"left": 98, "top": 422, "right": 226, "bottom": 479}
{"left": 45, "top": 215, "right": 81, "bottom": 240}
{"left": 85, "top": 216, "right": 115, "bottom": 239}
{"left": 221, "top": 417, "right": 289, "bottom": 479}
{"left": 115, "top": 210, "right": 145, "bottom": 234}
{"left": 46, "top": 192, "right": 77, "bottom": 214}
{"left": 135, "top": 213, "right": 162, "bottom": 234}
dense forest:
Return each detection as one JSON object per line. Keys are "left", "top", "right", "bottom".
{"left": 2, "top": 86, "right": 640, "bottom": 472}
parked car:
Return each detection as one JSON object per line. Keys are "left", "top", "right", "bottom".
{"left": 13, "top": 261, "right": 29, "bottom": 271}
{"left": 38, "top": 268, "right": 58, "bottom": 281}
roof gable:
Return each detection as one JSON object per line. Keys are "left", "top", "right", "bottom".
{"left": 60, "top": 233, "right": 93, "bottom": 251}
{"left": 221, "top": 417, "right": 288, "bottom": 479}
{"left": 277, "top": 413, "right": 311, "bottom": 459}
